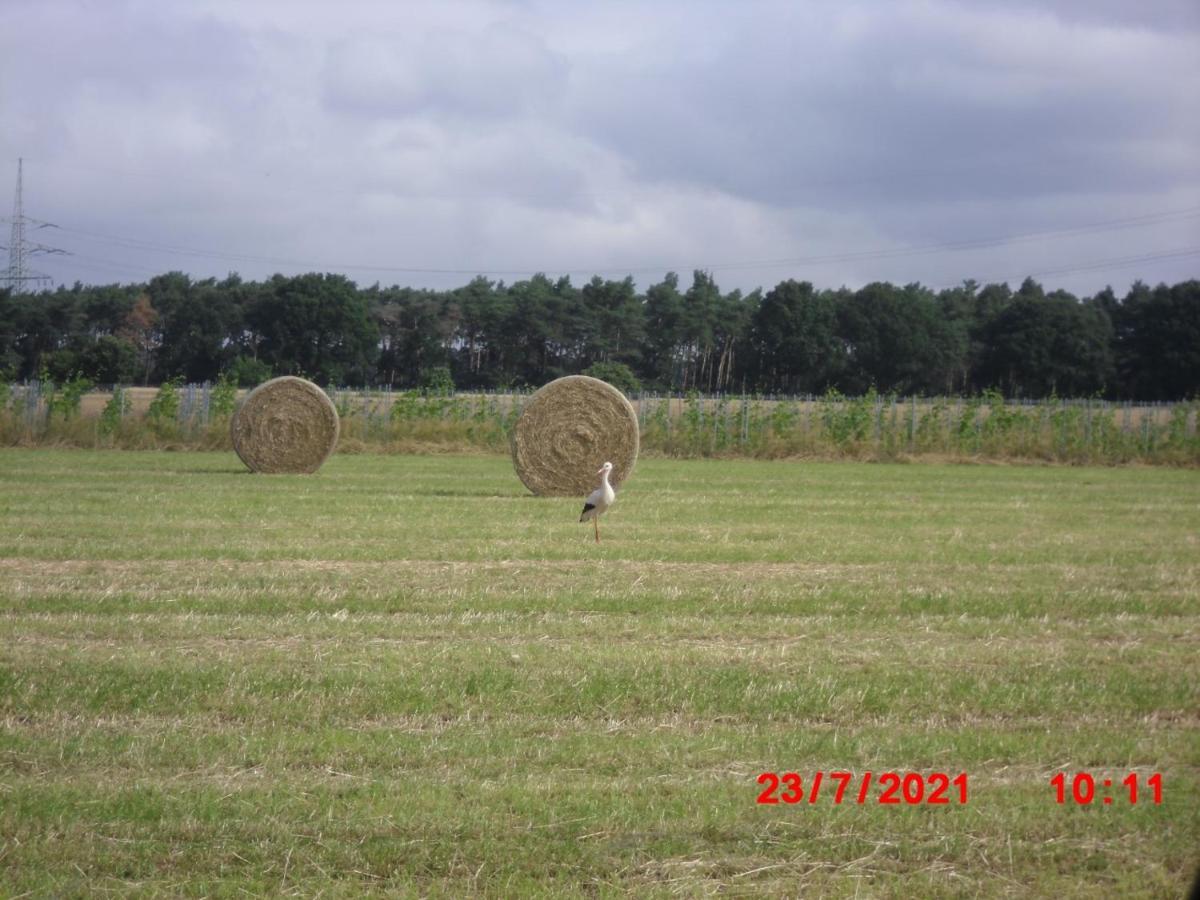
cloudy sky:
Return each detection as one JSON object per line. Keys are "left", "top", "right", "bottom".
{"left": 2, "top": 0, "right": 1198, "bottom": 297}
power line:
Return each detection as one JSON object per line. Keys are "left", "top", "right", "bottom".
{"left": 59, "top": 252, "right": 168, "bottom": 280}
{"left": 699, "top": 208, "right": 1200, "bottom": 272}
{"left": 963, "top": 246, "right": 1200, "bottom": 289}
{"left": 44, "top": 205, "right": 1200, "bottom": 280}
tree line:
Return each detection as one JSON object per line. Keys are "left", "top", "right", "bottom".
{"left": 0, "top": 270, "right": 1196, "bottom": 400}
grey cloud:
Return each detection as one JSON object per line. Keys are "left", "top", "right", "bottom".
{"left": 2, "top": 0, "right": 1196, "bottom": 298}
{"left": 982, "top": 0, "right": 1200, "bottom": 30}
{"left": 6, "top": 2, "right": 254, "bottom": 101}
{"left": 323, "top": 22, "right": 569, "bottom": 120}
{"left": 3, "top": 0, "right": 258, "bottom": 166}
{"left": 345, "top": 124, "right": 600, "bottom": 215}
{"left": 568, "top": 5, "right": 1198, "bottom": 216}
{"left": 588, "top": 17, "right": 1190, "bottom": 217}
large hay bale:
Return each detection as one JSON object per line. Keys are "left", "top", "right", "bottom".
{"left": 231, "top": 376, "right": 339, "bottom": 474}
{"left": 511, "top": 375, "right": 639, "bottom": 496}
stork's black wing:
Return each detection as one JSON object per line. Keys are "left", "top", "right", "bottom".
{"left": 579, "top": 502, "right": 595, "bottom": 521}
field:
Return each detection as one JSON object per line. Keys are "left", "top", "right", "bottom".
{"left": 1, "top": 450, "right": 1198, "bottom": 896}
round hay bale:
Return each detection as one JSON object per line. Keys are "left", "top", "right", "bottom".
{"left": 511, "top": 375, "right": 639, "bottom": 496}
{"left": 231, "top": 376, "right": 339, "bottom": 474}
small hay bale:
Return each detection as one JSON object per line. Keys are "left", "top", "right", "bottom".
{"left": 231, "top": 376, "right": 339, "bottom": 474}
{"left": 511, "top": 375, "right": 639, "bottom": 496}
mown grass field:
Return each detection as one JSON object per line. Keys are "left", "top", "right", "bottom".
{"left": 1, "top": 450, "right": 1197, "bottom": 897}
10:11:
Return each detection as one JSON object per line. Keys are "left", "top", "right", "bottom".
{"left": 1050, "top": 772, "right": 1162, "bottom": 805}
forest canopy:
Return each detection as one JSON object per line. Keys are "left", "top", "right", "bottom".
{"left": 1, "top": 271, "right": 1196, "bottom": 401}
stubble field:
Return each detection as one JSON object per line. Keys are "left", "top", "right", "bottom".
{"left": 0, "top": 450, "right": 1197, "bottom": 896}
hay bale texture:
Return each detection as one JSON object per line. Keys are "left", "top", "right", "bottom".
{"left": 231, "top": 376, "right": 339, "bottom": 474}
{"left": 511, "top": 375, "right": 639, "bottom": 496}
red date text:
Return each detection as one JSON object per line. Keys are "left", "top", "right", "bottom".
{"left": 756, "top": 771, "right": 968, "bottom": 805}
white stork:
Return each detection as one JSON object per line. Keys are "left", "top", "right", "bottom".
{"left": 579, "top": 461, "right": 616, "bottom": 543}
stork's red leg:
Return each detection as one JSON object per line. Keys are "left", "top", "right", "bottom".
{"left": 594, "top": 517, "right": 600, "bottom": 543}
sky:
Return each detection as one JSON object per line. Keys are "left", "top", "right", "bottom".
{"left": 2, "top": 0, "right": 1198, "bottom": 297}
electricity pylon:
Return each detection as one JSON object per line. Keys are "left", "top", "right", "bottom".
{"left": 2, "top": 158, "right": 65, "bottom": 293}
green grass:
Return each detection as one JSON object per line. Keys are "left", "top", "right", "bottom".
{"left": 1, "top": 450, "right": 1197, "bottom": 897}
